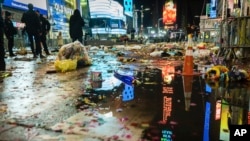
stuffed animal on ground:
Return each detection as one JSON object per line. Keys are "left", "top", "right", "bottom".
{"left": 205, "top": 65, "right": 229, "bottom": 82}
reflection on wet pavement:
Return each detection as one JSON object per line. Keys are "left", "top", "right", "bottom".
{"left": 0, "top": 49, "right": 249, "bottom": 141}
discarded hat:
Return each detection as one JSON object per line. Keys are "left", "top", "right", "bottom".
{"left": 5, "top": 11, "right": 11, "bottom": 17}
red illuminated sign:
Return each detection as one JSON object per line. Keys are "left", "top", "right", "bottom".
{"left": 162, "top": 0, "right": 176, "bottom": 25}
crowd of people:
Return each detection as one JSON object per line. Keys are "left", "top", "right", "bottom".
{"left": 21, "top": 3, "right": 50, "bottom": 58}
{"left": 0, "top": 3, "right": 85, "bottom": 73}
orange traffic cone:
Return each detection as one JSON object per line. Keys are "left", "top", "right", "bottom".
{"left": 182, "top": 34, "right": 194, "bottom": 111}
{"left": 183, "top": 34, "right": 194, "bottom": 76}
{"left": 183, "top": 75, "right": 192, "bottom": 111}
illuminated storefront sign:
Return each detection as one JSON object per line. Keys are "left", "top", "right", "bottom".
{"left": 3, "top": 0, "right": 47, "bottom": 15}
{"left": 162, "top": 0, "right": 176, "bottom": 26}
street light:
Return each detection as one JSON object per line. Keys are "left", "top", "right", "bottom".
{"left": 140, "top": 5, "right": 150, "bottom": 36}
{"left": 134, "top": 5, "right": 150, "bottom": 37}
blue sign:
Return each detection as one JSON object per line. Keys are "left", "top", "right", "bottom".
{"left": 3, "top": 0, "right": 47, "bottom": 15}
{"left": 48, "top": 0, "right": 75, "bottom": 32}
{"left": 210, "top": 0, "right": 217, "bottom": 18}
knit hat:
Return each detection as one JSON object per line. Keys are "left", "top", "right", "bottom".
{"left": 28, "top": 3, "right": 33, "bottom": 10}
{"left": 5, "top": 11, "right": 11, "bottom": 17}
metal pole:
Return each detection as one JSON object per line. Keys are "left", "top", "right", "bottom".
{"left": 140, "top": 5, "right": 143, "bottom": 37}
{"left": 158, "top": 18, "right": 163, "bottom": 34}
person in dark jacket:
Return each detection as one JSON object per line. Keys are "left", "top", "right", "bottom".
{"left": 69, "top": 9, "right": 85, "bottom": 43}
{"left": 4, "top": 11, "right": 17, "bottom": 57}
{"left": 36, "top": 10, "right": 51, "bottom": 55}
{"left": 0, "top": 5, "right": 6, "bottom": 72}
{"left": 21, "top": 3, "right": 44, "bottom": 58}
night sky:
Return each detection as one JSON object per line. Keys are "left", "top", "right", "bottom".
{"left": 133, "top": 0, "right": 206, "bottom": 28}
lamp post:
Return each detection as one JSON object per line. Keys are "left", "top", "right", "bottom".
{"left": 140, "top": 5, "right": 150, "bottom": 36}
{"left": 138, "top": 5, "right": 150, "bottom": 37}
{"left": 158, "top": 18, "right": 163, "bottom": 34}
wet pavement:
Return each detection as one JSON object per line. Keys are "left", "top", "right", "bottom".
{"left": 0, "top": 45, "right": 250, "bottom": 141}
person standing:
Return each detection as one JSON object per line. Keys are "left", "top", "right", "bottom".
{"left": 21, "top": 3, "right": 44, "bottom": 58}
{"left": 0, "top": 4, "right": 5, "bottom": 72}
{"left": 69, "top": 9, "right": 85, "bottom": 43}
{"left": 36, "top": 10, "right": 51, "bottom": 55}
{"left": 4, "top": 11, "right": 17, "bottom": 57}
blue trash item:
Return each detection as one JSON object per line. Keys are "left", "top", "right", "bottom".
{"left": 114, "top": 71, "right": 135, "bottom": 85}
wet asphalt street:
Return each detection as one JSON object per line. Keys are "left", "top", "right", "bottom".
{"left": 0, "top": 46, "right": 250, "bottom": 141}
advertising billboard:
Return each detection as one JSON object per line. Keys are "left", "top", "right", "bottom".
{"left": 3, "top": 0, "right": 47, "bottom": 15}
{"left": 162, "top": 0, "right": 176, "bottom": 26}
{"left": 48, "top": 0, "right": 76, "bottom": 38}
{"left": 88, "top": 0, "right": 126, "bottom": 35}
{"left": 89, "top": 0, "right": 125, "bottom": 20}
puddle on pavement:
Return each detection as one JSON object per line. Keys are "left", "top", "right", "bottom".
{"left": 1, "top": 50, "right": 250, "bottom": 140}
{"left": 76, "top": 63, "right": 250, "bottom": 141}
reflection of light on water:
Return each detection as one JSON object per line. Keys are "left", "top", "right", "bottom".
{"left": 219, "top": 100, "right": 230, "bottom": 141}
{"left": 103, "top": 111, "right": 113, "bottom": 118}
{"left": 215, "top": 100, "right": 221, "bottom": 120}
{"left": 203, "top": 102, "right": 211, "bottom": 141}
{"left": 162, "top": 65, "right": 175, "bottom": 84}
{"left": 162, "top": 130, "right": 173, "bottom": 140}
{"left": 98, "top": 76, "right": 122, "bottom": 90}
{"left": 163, "top": 96, "right": 172, "bottom": 122}
{"left": 122, "top": 84, "right": 134, "bottom": 102}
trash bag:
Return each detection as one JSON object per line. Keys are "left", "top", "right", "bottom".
{"left": 54, "top": 59, "right": 77, "bottom": 72}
